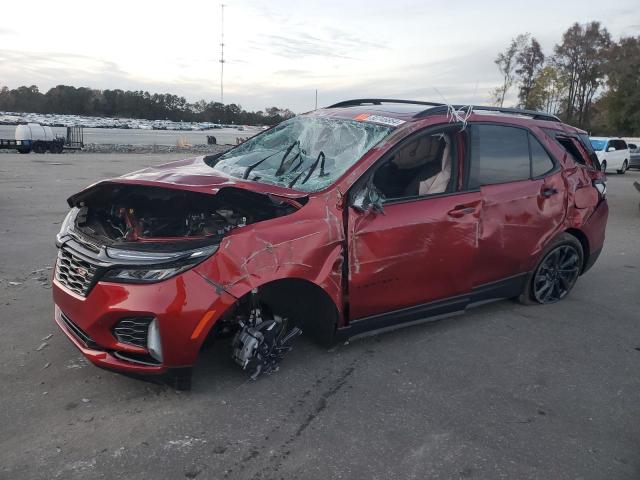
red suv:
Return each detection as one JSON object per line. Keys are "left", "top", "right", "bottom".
{"left": 53, "top": 99, "right": 608, "bottom": 388}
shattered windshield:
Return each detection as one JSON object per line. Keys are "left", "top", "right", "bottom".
{"left": 211, "top": 116, "right": 393, "bottom": 192}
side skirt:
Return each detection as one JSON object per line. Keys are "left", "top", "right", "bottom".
{"left": 338, "top": 273, "right": 528, "bottom": 341}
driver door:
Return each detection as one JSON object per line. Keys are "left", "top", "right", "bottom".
{"left": 347, "top": 126, "right": 481, "bottom": 321}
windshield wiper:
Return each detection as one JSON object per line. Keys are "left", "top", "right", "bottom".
{"left": 242, "top": 142, "right": 297, "bottom": 180}
{"left": 289, "top": 151, "right": 326, "bottom": 189}
{"left": 274, "top": 140, "right": 301, "bottom": 177}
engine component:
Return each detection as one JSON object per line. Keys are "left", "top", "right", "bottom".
{"left": 69, "top": 184, "right": 296, "bottom": 247}
{"left": 231, "top": 306, "right": 302, "bottom": 380}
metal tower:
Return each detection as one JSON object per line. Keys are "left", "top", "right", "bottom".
{"left": 220, "top": 4, "right": 225, "bottom": 104}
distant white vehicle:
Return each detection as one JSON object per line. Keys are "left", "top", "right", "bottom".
{"left": 589, "top": 137, "right": 630, "bottom": 174}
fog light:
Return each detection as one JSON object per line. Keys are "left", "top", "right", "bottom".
{"left": 147, "top": 319, "right": 163, "bottom": 363}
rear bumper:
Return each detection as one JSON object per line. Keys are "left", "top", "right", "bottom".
{"left": 582, "top": 247, "right": 602, "bottom": 274}
{"left": 52, "top": 268, "right": 237, "bottom": 375}
{"left": 580, "top": 200, "right": 608, "bottom": 273}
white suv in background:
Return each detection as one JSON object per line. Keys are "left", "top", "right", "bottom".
{"left": 589, "top": 137, "right": 630, "bottom": 174}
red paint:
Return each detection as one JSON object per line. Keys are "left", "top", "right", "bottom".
{"left": 53, "top": 104, "right": 608, "bottom": 378}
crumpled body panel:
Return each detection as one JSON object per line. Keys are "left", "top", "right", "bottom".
{"left": 194, "top": 191, "right": 346, "bottom": 321}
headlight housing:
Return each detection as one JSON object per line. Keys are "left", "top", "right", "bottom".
{"left": 56, "top": 207, "right": 80, "bottom": 243}
{"left": 103, "top": 264, "right": 194, "bottom": 283}
{"left": 101, "top": 244, "right": 218, "bottom": 284}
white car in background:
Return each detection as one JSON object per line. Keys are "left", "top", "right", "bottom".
{"left": 590, "top": 137, "right": 630, "bottom": 174}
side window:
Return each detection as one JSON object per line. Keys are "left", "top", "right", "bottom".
{"left": 529, "top": 135, "right": 555, "bottom": 177}
{"left": 556, "top": 136, "right": 587, "bottom": 165}
{"left": 372, "top": 129, "right": 457, "bottom": 200}
{"left": 577, "top": 133, "right": 601, "bottom": 170}
{"left": 619, "top": 140, "right": 628, "bottom": 150}
{"left": 469, "top": 125, "right": 530, "bottom": 188}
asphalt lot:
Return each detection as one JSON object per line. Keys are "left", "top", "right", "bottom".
{"left": 1, "top": 152, "right": 639, "bottom": 480}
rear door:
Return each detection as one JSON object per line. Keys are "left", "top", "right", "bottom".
{"left": 468, "top": 124, "right": 566, "bottom": 286}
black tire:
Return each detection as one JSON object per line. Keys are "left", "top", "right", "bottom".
{"left": 519, "top": 233, "right": 584, "bottom": 305}
{"left": 33, "top": 143, "right": 47, "bottom": 154}
{"left": 617, "top": 160, "right": 628, "bottom": 175}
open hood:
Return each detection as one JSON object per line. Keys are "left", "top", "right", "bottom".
{"left": 68, "top": 155, "right": 309, "bottom": 207}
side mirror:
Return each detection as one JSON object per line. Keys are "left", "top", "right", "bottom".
{"left": 607, "top": 146, "right": 616, "bottom": 152}
{"left": 351, "top": 183, "right": 384, "bottom": 214}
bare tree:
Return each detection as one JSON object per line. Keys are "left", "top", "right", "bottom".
{"left": 492, "top": 34, "right": 529, "bottom": 107}
{"left": 553, "top": 22, "right": 611, "bottom": 126}
{"left": 516, "top": 37, "right": 545, "bottom": 109}
{"left": 528, "top": 65, "right": 568, "bottom": 114}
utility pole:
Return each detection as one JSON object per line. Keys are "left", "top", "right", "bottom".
{"left": 315, "top": 89, "right": 318, "bottom": 110}
{"left": 220, "top": 4, "right": 225, "bottom": 105}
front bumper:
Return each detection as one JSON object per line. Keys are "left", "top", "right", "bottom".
{"left": 53, "top": 268, "right": 236, "bottom": 375}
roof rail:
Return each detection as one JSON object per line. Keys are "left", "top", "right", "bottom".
{"left": 327, "top": 99, "right": 444, "bottom": 109}
{"left": 415, "top": 105, "right": 561, "bottom": 122}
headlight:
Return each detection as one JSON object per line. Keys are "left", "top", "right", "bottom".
{"left": 102, "top": 244, "right": 219, "bottom": 284}
{"left": 56, "top": 207, "right": 79, "bottom": 242}
{"left": 103, "top": 264, "right": 193, "bottom": 283}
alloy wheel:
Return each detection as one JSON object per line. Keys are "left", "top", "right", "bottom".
{"left": 533, "top": 245, "right": 581, "bottom": 304}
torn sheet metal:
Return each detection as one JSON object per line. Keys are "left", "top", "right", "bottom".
{"left": 194, "top": 191, "right": 346, "bottom": 322}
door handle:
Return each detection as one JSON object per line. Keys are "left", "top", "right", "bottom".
{"left": 447, "top": 205, "right": 478, "bottom": 218}
{"left": 541, "top": 187, "right": 558, "bottom": 198}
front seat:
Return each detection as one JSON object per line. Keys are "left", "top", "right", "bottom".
{"left": 418, "top": 134, "right": 452, "bottom": 195}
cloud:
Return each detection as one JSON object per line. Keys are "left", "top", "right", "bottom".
{"left": 250, "top": 26, "right": 386, "bottom": 60}
{"left": 0, "top": 42, "right": 506, "bottom": 112}
{"left": 0, "top": 50, "right": 129, "bottom": 87}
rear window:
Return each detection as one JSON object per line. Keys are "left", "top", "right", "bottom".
{"left": 578, "top": 134, "right": 601, "bottom": 170}
{"left": 530, "top": 135, "right": 555, "bottom": 177}
{"left": 469, "top": 125, "right": 530, "bottom": 187}
{"left": 556, "top": 137, "right": 586, "bottom": 165}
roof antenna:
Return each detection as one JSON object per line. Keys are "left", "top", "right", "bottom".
{"left": 434, "top": 87, "right": 473, "bottom": 132}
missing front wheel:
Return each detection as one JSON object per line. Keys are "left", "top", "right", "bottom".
{"left": 231, "top": 304, "right": 302, "bottom": 380}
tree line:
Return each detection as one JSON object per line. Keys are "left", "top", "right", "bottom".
{"left": 0, "top": 85, "right": 295, "bottom": 126}
{"left": 492, "top": 22, "right": 639, "bottom": 135}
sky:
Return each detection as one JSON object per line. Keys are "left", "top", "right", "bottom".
{"left": 1, "top": 0, "right": 638, "bottom": 113}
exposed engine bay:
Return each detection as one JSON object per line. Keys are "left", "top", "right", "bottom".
{"left": 68, "top": 183, "right": 299, "bottom": 250}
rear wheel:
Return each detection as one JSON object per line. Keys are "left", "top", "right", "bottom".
{"left": 33, "top": 143, "right": 47, "bottom": 154}
{"left": 617, "top": 160, "right": 628, "bottom": 174}
{"left": 519, "top": 233, "right": 583, "bottom": 305}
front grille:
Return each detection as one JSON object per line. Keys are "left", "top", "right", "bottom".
{"left": 55, "top": 247, "right": 99, "bottom": 296}
{"left": 60, "top": 311, "right": 98, "bottom": 349}
{"left": 112, "top": 317, "right": 153, "bottom": 348}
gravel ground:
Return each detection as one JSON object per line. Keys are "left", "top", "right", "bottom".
{"left": 0, "top": 153, "right": 639, "bottom": 480}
